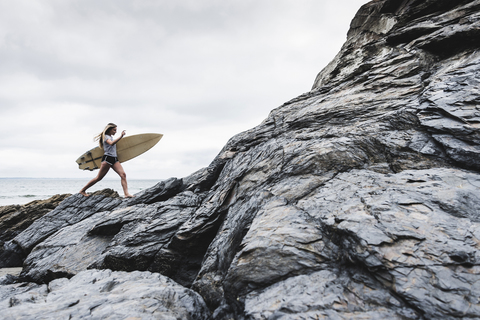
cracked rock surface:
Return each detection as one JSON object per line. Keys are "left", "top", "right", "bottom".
{"left": 0, "top": 269, "right": 210, "bottom": 320}
{"left": 1, "top": 0, "right": 480, "bottom": 319}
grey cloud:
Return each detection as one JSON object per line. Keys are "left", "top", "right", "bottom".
{"left": 0, "top": 0, "right": 367, "bottom": 179}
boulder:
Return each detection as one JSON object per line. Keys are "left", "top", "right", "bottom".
{"left": 21, "top": 190, "right": 203, "bottom": 285}
{"left": 0, "top": 194, "right": 71, "bottom": 245}
{"left": 0, "top": 269, "right": 210, "bottom": 320}
{"left": 0, "top": 193, "right": 71, "bottom": 268}
{"left": 0, "top": 189, "right": 120, "bottom": 268}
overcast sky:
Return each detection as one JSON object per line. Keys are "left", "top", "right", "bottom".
{"left": 0, "top": 0, "right": 367, "bottom": 180}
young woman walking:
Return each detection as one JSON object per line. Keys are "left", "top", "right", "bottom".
{"left": 79, "top": 123, "right": 134, "bottom": 198}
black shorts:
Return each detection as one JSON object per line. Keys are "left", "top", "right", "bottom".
{"left": 102, "top": 155, "right": 119, "bottom": 165}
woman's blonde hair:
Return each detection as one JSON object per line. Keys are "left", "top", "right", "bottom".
{"left": 94, "top": 123, "right": 117, "bottom": 149}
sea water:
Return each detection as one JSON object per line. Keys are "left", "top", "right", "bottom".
{"left": 0, "top": 178, "right": 161, "bottom": 206}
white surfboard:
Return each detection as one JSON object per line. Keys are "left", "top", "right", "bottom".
{"left": 76, "top": 133, "right": 163, "bottom": 171}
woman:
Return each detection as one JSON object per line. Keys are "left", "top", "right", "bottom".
{"left": 79, "top": 123, "right": 134, "bottom": 198}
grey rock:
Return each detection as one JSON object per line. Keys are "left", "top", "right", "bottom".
{"left": 244, "top": 269, "right": 419, "bottom": 319}
{"left": 21, "top": 190, "right": 202, "bottom": 284}
{"left": 2, "top": 0, "right": 480, "bottom": 319}
{"left": 1, "top": 269, "right": 210, "bottom": 320}
{"left": 0, "top": 194, "right": 70, "bottom": 244}
{"left": 0, "top": 193, "right": 71, "bottom": 267}
{"left": 13, "top": 189, "right": 121, "bottom": 255}
{"left": 124, "top": 177, "right": 184, "bottom": 205}
{"left": 296, "top": 168, "right": 480, "bottom": 318}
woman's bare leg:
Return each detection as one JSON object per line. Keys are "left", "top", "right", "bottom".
{"left": 112, "top": 162, "right": 134, "bottom": 198}
{"left": 79, "top": 162, "right": 111, "bottom": 196}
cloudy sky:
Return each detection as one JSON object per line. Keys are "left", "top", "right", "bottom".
{"left": 0, "top": 0, "right": 367, "bottom": 180}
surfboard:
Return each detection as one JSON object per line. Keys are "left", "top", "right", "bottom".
{"left": 76, "top": 133, "right": 163, "bottom": 171}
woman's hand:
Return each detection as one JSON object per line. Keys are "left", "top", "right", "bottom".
{"left": 108, "top": 130, "right": 126, "bottom": 145}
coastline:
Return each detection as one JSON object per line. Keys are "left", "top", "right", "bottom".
{"left": 0, "top": 267, "right": 22, "bottom": 277}
{"left": 0, "top": 178, "right": 160, "bottom": 206}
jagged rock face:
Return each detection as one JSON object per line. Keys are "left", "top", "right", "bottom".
{"left": 0, "top": 189, "right": 119, "bottom": 269}
{"left": 0, "top": 194, "right": 71, "bottom": 245}
{"left": 0, "top": 193, "right": 71, "bottom": 267}
{"left": 2, "top": 0, "right": 480, "bottom": 319}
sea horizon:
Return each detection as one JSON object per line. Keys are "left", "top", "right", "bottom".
{"left": 0, "top": 178, "right": 163, "bottom": 206}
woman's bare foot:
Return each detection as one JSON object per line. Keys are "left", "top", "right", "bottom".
{"left": 124, "top": 194, "right": 135, "bottom": 198}
{"left": 79, "top": 191, "right": 89, "bottom": 197}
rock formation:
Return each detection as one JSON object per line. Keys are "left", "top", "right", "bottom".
{"left": 0, "top": 189, "right": 118, "bottom": 268}
{"left": 0, "top": 194, "right": 71, "bottom": 244}
{"left": 0, "top": 193, "right": 71, "bottom": 267}
{"left": 0, "top": 269, "right": 210, "bottom": 319}
{"left": 1, "top": 0, "right": 480, "bottom": 319}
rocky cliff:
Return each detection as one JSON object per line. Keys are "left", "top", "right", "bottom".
{"left": 1, "top": 0, "right": 480, "bottom": 319}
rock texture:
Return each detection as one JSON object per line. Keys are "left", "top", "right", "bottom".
{"left": 0, "top": 269, "right": 210, "bottom": 319}
{"left": 0, "top": 189, "right": 118, "bottom": 268}
{"left": 0, "top": 193, "right": 71, "bottom": 267}
{"left": 2, "top": 0, "right": 480, "bottom": 319}
{"left": 0, "top": 194, "right": 71, "bottom": 244}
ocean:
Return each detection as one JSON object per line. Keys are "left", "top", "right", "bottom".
{"left": 0, "top": 178, "right": 161, "bottom": 206}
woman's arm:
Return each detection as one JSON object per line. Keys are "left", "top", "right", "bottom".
{"left": 105, "top": 130, "right": 126, "bottom": 145}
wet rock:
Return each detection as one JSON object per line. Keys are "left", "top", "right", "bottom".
{"left": 2, "top": 0, "right": 480, "bottom": 319}
{"left": 13, "top": 189, "right": 121, "bottom": 256}
{"left": 1, "top": 269, "right": 210, "bottom": 320}
{"left": 0, "top": 194, "right": 70, "bottom": 244}
{"left": 124, "top": 177, "right": 184, "bottom": 205}
{"left": 190, "top": 1, "right": 480, "bottom": 318}
{"left": 21, "top": 191, "right": 203, "bottom": 284}
{"left": 0, "top": 189, "right": 120, "bottom": 269}
{"left": 297, "top": 168, "right": 480, "bottom": 318}
{"left": 0, "top": 194, "right": 71, "bottom": 268}
{"left": 244, "top": 269, "right": 420, "bottom": 319}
